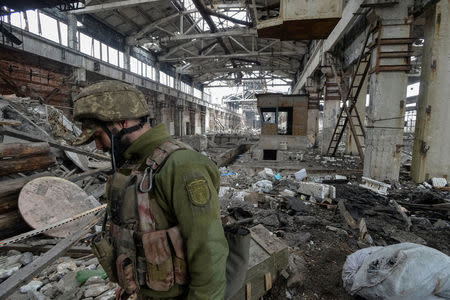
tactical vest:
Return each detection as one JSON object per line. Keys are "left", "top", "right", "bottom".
{"left": 92, "top": 140, "right": 192, "bottom": 296}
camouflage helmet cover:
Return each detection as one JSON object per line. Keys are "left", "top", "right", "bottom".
{"left": 73, "top": 80, "right": 149, "bottom": 122}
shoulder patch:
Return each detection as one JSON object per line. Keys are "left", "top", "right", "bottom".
{"left": 186, "top": 178, "right": 210, "bottom": 206}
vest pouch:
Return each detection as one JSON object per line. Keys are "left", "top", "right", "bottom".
{"left": 114, "top": 225, "right": 139, "bottom": 295}
{"left": 142, "top": 230, "right": 174, "bottom": 291}
{"left": 108, "top": 173, "right": 138, "bottom": 225}
{"left": 166, "top": 226, "right": 188, "bottom": 285}
{"left": 91, "top": 233, "right": 117, "bottom": 283}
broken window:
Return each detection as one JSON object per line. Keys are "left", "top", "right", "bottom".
{"left": 194, "top": 88, "right": 202, "bottom": 99}
{"left": 59, "top": 22, "right": 68, "bottom": 46}
{"left": 26, "top": 10, "right": 39, "bottom": 35}
{"left": 262, "top": 111, "right": 276, "bottom": 124}
{"left": 79, "top": 32, "right": 92, "bottom": 56}
{"left": 130, "top": 57, "right": 138, "bottom": 73}
{"left": 118, "top": 51, "right": 124, "bottom": 68}
{"left": 277, "top": 108, "right": 293, "bottom": 135}
{"left": 101, "top": 43, "right": 108, "bottom": 63}
{"left": 10, "top": 12, "right": 25, "bottom": 29}
{"left": 108, "top": 47, "right": 118, "bottom": 66}
{"left": 93, "top": 39, "right": 101, "bottom": 59}
{"left": 146, "top": 65, "right": 155, "bottom": 80}
{"left": 39, "top": 12, "right": 59, "bottom": 43}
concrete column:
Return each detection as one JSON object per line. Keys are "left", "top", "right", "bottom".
{"left": 155, "top": 62, "right": 160, "bottom": 83}
{"left": 346, "top": 71, "right": 368, "bottom": 155}
{"left": 175, "top": 73, "right": 181, "bottom": 90}
{"left": 67, "top": 14, "right": 78, "bottom": 50}
{"left": 307, "top": 108, "right": 319, "bottom": 146}
{"left": 175, "top": 99, "right": 184, "bottom": 137}
{"left": 363, "top": 2, "right": 411, "bottom": 181}
{"left": 124, "top": 45, "right": 131, "bottom": 71}
{"left": 412, "top": 1, "right": 450, "bottom": 182}
{"left": 200, "top": 107, "right": 206, "bottom": 134}
{"left": 321, "top": 100, "right": 340, "bottom": 154}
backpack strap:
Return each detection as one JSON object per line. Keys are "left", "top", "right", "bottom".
{"left": 145, "top": 140, "right": 193, "bottom": 172}
{"left": 137, "top": 140, "right": 193, "bottom": 229}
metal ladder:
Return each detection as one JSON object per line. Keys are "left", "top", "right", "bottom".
{"left": 326, "top": 24, "right": 379, "bottom": 162}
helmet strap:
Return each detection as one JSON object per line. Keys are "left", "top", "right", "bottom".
{"left": 116, "top": 121, "right": 144, "bottom": 139}
{"left": 102, "top": 120, "right": 144, "bottom": 172}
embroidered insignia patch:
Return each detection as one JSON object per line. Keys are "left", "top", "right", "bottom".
{"left": 186, "top": 179, "right": 210, "bottom": 206}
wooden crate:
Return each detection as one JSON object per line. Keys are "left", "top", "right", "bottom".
{"left": 231, "top": 225, "right": 289, "bottom": 300}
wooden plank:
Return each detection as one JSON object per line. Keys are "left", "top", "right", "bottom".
{"left": 0, "top": 142, "right": 50, "bottom": 159}
{"left": 0, "top": 119, "right": 22, "bottom": 126}
{"left": 0, "top": 217, "right": 99, "bottom": 299}
{"left": 0, "top": 153, "right": 56, "bottom": 176}
{"left": 0, "top": 211, "right": 31, "bottom": 239}
{"left": 0, "top": 153, "right": 55, "bottom": 176}
{"left": 0, "top": 243, "right": 92, "bottom": 258}
{"left": 0, "top": 172, "right": 51, "bottom": 199}
{"left": 392, "top": 200, "right": 412, "bottom": 231}
{"left": 0, "top": 193, "right": 19, "bottom": 214}
{"left": 264, "top": 272, "right": 272, "bottom": 291}
{"left": 250, "top": 224, "right": 286, "bottom": 255}
{"left": 246, "top": 283, "right": 251, "bottom": 300}
{"left": 0, "top": 127, "right": 110, "bottom": 161}
{"left": 338, "top": 200, "right": 358, "bottom": 229}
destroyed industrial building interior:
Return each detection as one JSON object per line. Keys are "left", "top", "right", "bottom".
{"left": 0, "top": 0, "right": 450, "bottom": 299}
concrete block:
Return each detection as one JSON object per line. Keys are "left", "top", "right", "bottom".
{"left": 297, "top": 182, "right": 335, "bottom": 199}
{"left": 431, "top": 178, "right": 447, "bottom": 188}
{"left": 359, "top": 177, "right": 391, "bottom": 195}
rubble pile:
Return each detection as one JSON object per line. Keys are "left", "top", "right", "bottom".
{"left": 1, "top": 249, "right": 117, "bottom": 300}
{"left": 218, "top": 162, "right": 450, "bottom": 299}
{"left": 0, "top": 96, "right": 109, "bottom": 238}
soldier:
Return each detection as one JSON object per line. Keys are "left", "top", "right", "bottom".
{"left": 72, "top": 80, "right": 228, "bottom": 300}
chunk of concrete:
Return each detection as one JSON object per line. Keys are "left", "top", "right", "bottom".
{"left": 298, "top": 182, "right": 336, "bottom": 199}
{"left": 431, "top": 177, "right": 447, "bottom": 188}
{"left": 0, "top": 263, "right": 21, "bottom": 280}
{"left": 20, "top": 280, "right": 43, "bottom": 294}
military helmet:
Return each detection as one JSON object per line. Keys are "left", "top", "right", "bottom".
{"left": 72, "top": 80, "right": 149, "bottom": 145}
{"left": 73, "top": 80, "right": 149, "bottom": 122}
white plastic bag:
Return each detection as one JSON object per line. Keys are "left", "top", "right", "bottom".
{"left": 342, "top": 243, "right": 450, "bottom": 300}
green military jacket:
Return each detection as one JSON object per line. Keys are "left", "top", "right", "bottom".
{"left": 122, "top": 124, "right": 228, "bottom": 300}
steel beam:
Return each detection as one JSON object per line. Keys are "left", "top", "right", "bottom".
{"left": 159, "top": 28, "right": 257, "bottom": 43}
{"left": 161, "top": 51, "right": 304, "bottom": 62}
{"left": 126, "top": 10, "right": 197, "bottom": 45}
{"left": 70, "top": 0, "right": 161, "bottom": 14}
{"left": 180, "top": 65, "right": 298, "bottom": 75}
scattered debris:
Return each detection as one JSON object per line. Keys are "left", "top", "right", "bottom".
{"left": 431, "top": 177, "right": 448, "bottom": 188}
{"left": 359, "top": 177, "right": 391, "bottom": 195}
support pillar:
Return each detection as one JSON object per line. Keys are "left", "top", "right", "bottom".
{"left": 124, "top": 45, "right": 131, "bottom": 71}
{"left": 155, "top": 62, "right": 160, "bottom": 83}
{"left": 200, "top": 106, "right": 206, "bottom": 134}
{"left": 321, "top": 100, "right": 340, "bottom": 154}
{"left": 175, "top": 99, "right": 184, "bottom": 137}
{"left": 363, "top": 2, "right": 411, "bottom": 181}
{"left": 346, "top": 71, "right": 368, "bottom": 155}
{"left": 67, "top": 14, "right": 78, "bottom": 50}
{"left": 412, "top": 1, "right": 450, "bottom": 182}
{"left": 189, "top": 105, "right": 196, "bottom": 135}
{"left": 306, "top": 77, "right": 321, "bottom": 147}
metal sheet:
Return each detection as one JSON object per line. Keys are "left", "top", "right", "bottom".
{"left": 18, "top": 177, "right": 97, "bottom": 238}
